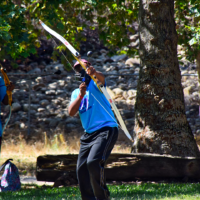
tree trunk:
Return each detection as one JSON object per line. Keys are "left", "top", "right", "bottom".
{"left": 36, "top": 153, "right": 200, "bottom": 184}
{"left": 196, "top": 51, "right": 200, "bottom": 117}
{"left": 132, "top": 0, "right": 199, "bottom": 156}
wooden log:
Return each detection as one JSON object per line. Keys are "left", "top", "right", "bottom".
{"left": 36, "top": 153, "right": 200, "bottom": 184}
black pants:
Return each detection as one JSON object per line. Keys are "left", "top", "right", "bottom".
{"left": 77, "top": 126, "right": 118, "bottom": 200}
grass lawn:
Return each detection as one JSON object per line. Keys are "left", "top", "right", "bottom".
{"left": 0, "top": 183, "right": 200, "bottom": 200}
{"left": 1, "top": 135, "right": 200, "bottom": 199}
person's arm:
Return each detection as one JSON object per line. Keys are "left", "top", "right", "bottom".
{"left": 86, "top": 66, "right": 105, "bottom": 85}
{"left": 68, "top": 82, "right": 87, "bottom": 116}
{"left": 2, "top": 82, "right": 14, "bottom": 105}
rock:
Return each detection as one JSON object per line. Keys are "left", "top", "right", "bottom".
{"left": 35, "top": 77, "right": 43, "bottom": 83}
{"left": 128, "top": 95, "right": 135, "bottom": 100}
{"left": 121, "top": 110, "right": 134, "bottom": 119}
{"left": 125, "top": 118, "right": 135, "bottom": 126}
{"left": 43, "top": 118, "right": 51, "bottom": 124}
{"left": 56, "top": 90, "right": 65, "bottom": 95}
{"left": 40, "top": 100, "right": 50, "bottom": 106}
{"left": 48, "top": 83, "right": 57, "bottom": 89}
{"left": 18, "top": 80, "right": 29, "bottom": 88}
{"left": 117, "top": 78, "right": 125, "bottom": 84}
{"left": 54, "top": 64, "right": 64, "bottom": 71}
{"left": 111, "top": 54, "right": 128, "bottom": 62}
{"left": 30, "top": 110, "right": 37, "bottom": 114}
{"left": 56, "top": 121, "right": 66, "bottom": 129}
{"left": 45, "top": 90, "right": 56, "bottom": 95}
{"left": 118, "top": 69, "right": 130, "bottom": 74}
{"left": 20, "top": 123, "right": 26, "bottom": 129}
{"left": 104, "top": 58, "right": 114, "bottom": 63}
{"left": 126, "top": 99, "right": 135, "bottom": 105}
{"left": 38, "top": 64, "right": 46, "bottom": 70}
{"left": 38, "top": 108, "right": 46, "bottom": 112}
{"left": 49, "top": 119, "right": 60, "bottom": 127}
{"left": 106, "top": 88, "right": 116, "bottom": 99}
{"left": 106, "top": 79, "right": 117, "bottom": 87}
{"left": 23, "top": 104, "right": 29, "bottom": 112}
{"left": 183, "top": 86, "right": 193, "bottom": 96}
{"left": 125, "top": 58, "right": 140, "bottom": 66}
{"left": 25, "top": 65, "right": 33, "bottom": 72}
{"left": 12, "top": 102, "right": 21, "bottom": 112}
{"left": 118, "top": 84, "right": 127, "bottom": 90}
{"left": 28, "top": 67, "right": 41, "bottom": 74}
{"left": 129, "top": 39, "right": 139, "bottom": 48}
{"left": 113, "top": 88, "right": 124, "bottom": 96}
{"left": 57, "top": 80, "right": 65, "bottom": 87}
{"left": 9, "top": 121, "right": 20, "bottom": 129}
{"left": 128, "top": 80, "right": 138, "bottom": 89}
{"left": 30, "top": 62, "right": 38, "bottom": 68}
{"left": 130, "top": 34, "right": 139, "bottom": 41}
{"left": 127, "top": 89, "right": 137, "bottom": 97}
{"left": 106, "top": 65, "right": 117, "bottom": 72}
{"left": 32, "top": 84, "right": 46, "bottom": 91}
{"left": 51, "top": 99, "right": 61, "bottom": 105}
{"left": 45, "top": 64, "right": 54, "bottom": 71}
{"left": 123, "top": 91, "right": 128, "bottom": 99}
{"left": 100, "top": 49, "right": 108, "bottom": 54}
{"left": 61, "top": 100, "right": 70, "bottom": 106}
{"left": 66, "top": 124, "right": 77, "bottom": 129}
{"left": 56, "top": 111, "right": 68, "bottom": 119}
{"left": 65, "top": 118, "right": 81, "bottom": 124}
{"left": 31, "top": 98, "right": 39, "bottom": 103}
{"left": 4, "top": 105, "right": 10, "bottom": 112}
{"left": 95, "top": 59, "right": 103, "bottom": 65}
{"left": 23, "top": 104, "right": 39, "bottom": 111}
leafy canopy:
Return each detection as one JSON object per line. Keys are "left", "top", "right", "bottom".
{"left": 0, "top": 0, "right": 199, "bottom": 68}
{"left": 175, "top": 0, "right": 200, "bottom": 61}
{"left": 0, "top": 0, "right": 38, "bottom": 67}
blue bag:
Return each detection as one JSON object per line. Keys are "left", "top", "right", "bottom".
{"left": 0, "top": 159, "right": 21, "bottom": 192}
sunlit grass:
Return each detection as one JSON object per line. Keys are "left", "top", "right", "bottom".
{"left": 0, "top": 132, "right": 131, "bottom": 175}
{"left": 0, "top": 183, "right": 200, "bottom": 200}
{"left": 1, "top": 132, "right": 200, "bottom": 199}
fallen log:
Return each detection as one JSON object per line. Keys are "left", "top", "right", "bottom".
{"left": 36, "top": 153, "right": 200, "bottom": 185}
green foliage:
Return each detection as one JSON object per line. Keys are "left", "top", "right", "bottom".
{"left": 82, "top": 0, "right": 139, "bottom": 56}
{"left": 175, "top": 0, "right": 200, "bottom": 61}
{"left": 26, "top": 0, "right": 85, "bottom": 69}
{"left": 0, "top": 0, "right": 38, "bottom": 64}
{"left": 1, "top": 0, "right": 140, "bottom": 69}
{"left": 1, "top": 0, "right": 199, "bottom": 68}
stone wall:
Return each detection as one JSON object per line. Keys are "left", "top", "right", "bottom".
{"left": 2, "top": 50, "right": 200, "bottom": 145}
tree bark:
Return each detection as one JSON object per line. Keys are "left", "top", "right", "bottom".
{"left": 196, "top": 51, "right": 200, "bottom": 110}
{"left": 36, "top": 153, "right": 200, "bottom": 184}
{"left": 132, "top": 0, "right": 199, "bottom": 156}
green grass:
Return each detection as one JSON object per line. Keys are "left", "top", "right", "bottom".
{"left": 0, "top": 183, "right": 200, "bottom": 200}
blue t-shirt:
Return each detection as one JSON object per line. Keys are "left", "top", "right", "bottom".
{"left": 0, "top": 77, "right": 7, "bottom": 137}
{"left": 70, "top": 80, "right": 118, "bottom": 133}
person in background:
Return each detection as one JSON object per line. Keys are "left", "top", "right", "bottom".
{"left": 0, "top": 76, "right": 14, "bottom": 148}
{"left": 68, "top": 59, "right": 118, "bottom": 200}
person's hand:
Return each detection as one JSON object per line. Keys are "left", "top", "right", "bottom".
{"left": 6, "top": 82, "right": 15, "bottom": 92}
{"left": 86, "top": 66, "right": 96, "bottom": 76}
{"left": 79, "top": 82, "right": 87, "bottom": 97}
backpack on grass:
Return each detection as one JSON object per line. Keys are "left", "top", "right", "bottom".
{"left": 0, "top": 159, "right": 21, "bottom": 192}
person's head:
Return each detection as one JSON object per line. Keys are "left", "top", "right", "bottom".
{"left": 73, "top": 59, "right": 90, "bottom": 73}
